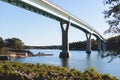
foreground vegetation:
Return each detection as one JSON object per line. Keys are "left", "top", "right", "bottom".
{"left": 0, "top": 61, "right": 117, "bottom": 80}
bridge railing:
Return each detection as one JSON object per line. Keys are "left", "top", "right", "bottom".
{"left": 45, "top": 0, "right": 98, "bottom": 35}
{"left": 45, "top": 0, "right": 81, "bottom": 22}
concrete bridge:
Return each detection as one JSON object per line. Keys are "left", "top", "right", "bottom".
{"left": 1, "top": 0, "right": 106, "bottom": 58}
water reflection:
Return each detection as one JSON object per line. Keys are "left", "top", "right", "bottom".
{"left": 86, "top": 54, "right": 92, "bottom": 67}
{"left": 99, "top": 51, "right": 107, "bottom": 56}
{"left": 85, "top": 51, "right": 105, "bottom": 70}
{"left": 10, "top": 49, "right": 120, "bottom": 79}
{"left": 101, "top": 51, "right": 120, "bottom": 63}
{"left": 60, "top": 58, "right": 69, "bottom": 67}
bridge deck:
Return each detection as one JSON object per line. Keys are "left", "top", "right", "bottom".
{"left": 1, "top": 0, "right": 104, "bottom": 40}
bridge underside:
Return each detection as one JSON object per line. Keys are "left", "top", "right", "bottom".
{"left": 2, "top": 0, "right": 91, "bottom": 34}
{"left": 1, "top": 0, "right": 106, "bottom": 58}
{"left": 2, "top": 0, "right": 61, "bottom": 21}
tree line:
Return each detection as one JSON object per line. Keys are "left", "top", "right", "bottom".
{"left": 0, "top": 35, "right": 120, "bottom": 52}
{"left": 0, "top": 37, "right": 24, "bottom": 49}
{"left": 0, "top": 37, "right": 24, "bottom": 55}
{"left": 23, "top": 35, "right": 120, "bottom": 51}
{"left": 24, "top": 45, "right": 61, "bottom": 49}
{"left": 70, "top": 35, "right": 120, "bottom": 51}
{"left": 106, "top": 35, "right": 120, "bottom": 51}
{"left": 69, "top": 39, "right": 97, "bottom": 50}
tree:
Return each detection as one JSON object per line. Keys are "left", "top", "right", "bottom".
{"left": 0, "top": 37, "right": 7, "bottom": 55}
{"left": 5, "top": 38, "right": 24, "bottom": 49}
{"left": 104, "top": 0, "right": 120, "bottom": 34}
{"left": 0, "top": 37, "right": 4, "bottom": 48}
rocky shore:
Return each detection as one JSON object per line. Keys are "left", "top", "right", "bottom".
{"left": 0, "top": 49, "right": 53, "bottom": 60}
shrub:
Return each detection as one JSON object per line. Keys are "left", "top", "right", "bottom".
{"left": 0, "top": 61, "right": 117, "bottom": 80}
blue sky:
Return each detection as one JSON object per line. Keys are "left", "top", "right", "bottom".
{"left": 0, "top": 0, "right": 109, "bottom": 46}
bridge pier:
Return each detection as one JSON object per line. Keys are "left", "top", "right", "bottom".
{"left": 97, "top": 38, "right": 101, "bottom": 51}
{"left": 102, "top": 41, "right": 106, "bottom": 51}
{"left": 59, "top": 21, "right": 71, "bottom": 58}
{"left": 86, "top": 33, "right": 91, "bottom": 54}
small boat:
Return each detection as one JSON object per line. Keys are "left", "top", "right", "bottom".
{"left": 36, "top": 52, "right": 53, "bottom": 56}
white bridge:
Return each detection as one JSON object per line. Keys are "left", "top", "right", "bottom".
{"left": 1, "top": 0, "right": 106, "bottom": 58}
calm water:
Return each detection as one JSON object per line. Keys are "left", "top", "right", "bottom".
{"left": 10, "top": 49, "right": 120, "bottom": 79}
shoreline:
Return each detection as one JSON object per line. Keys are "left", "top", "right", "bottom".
{"left": 0, "top": 49, "right": 53, "bottom": 60}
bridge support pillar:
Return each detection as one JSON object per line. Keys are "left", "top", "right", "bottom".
{"left": 86, "top": 33, "right": 91, "bottom": 54}
{"left": 97, "top": 38, "right": 101, "bottom": 51}
{"left": 102, "top": 41, "right": 106, "bottom": 51}
{"left": 59, "top": 21, "right": 71, "bottom": 58}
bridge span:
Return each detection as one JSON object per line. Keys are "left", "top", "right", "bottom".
{"left": 1, "top": 0, "right": 106, "bottom": 58}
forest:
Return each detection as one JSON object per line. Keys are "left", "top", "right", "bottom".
{"left": 0, "top": 37, "right": 24, "bottom": 55}
{"left": 70, "top": 35, "right": 120, "bottom": 51}
{"left": 0, "top": 35, "right": 120, "bottom": 52}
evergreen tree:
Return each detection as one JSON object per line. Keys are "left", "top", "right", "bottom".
{"left": 0, "top": 37, "right": 4, "bottom": 48}
{"left": 5, "top": 38, "right": 24, "bottom": 49}
{"left": 104, "top": 0, "right": 120, "bottom": 33}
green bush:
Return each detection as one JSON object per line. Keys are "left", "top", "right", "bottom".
{"left": 0, "top": 47, "right": 7, "bottom": 55}
{"left": 0, "top": 61, "right": 117, "bottom": 80}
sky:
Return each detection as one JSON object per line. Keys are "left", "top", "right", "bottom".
{"left": 0, "top": 0, "right": 110, "bottom": 46}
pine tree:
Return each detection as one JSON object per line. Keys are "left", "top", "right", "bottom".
{"left": 104, "top": 0, "right": 120, "bottom": 34}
